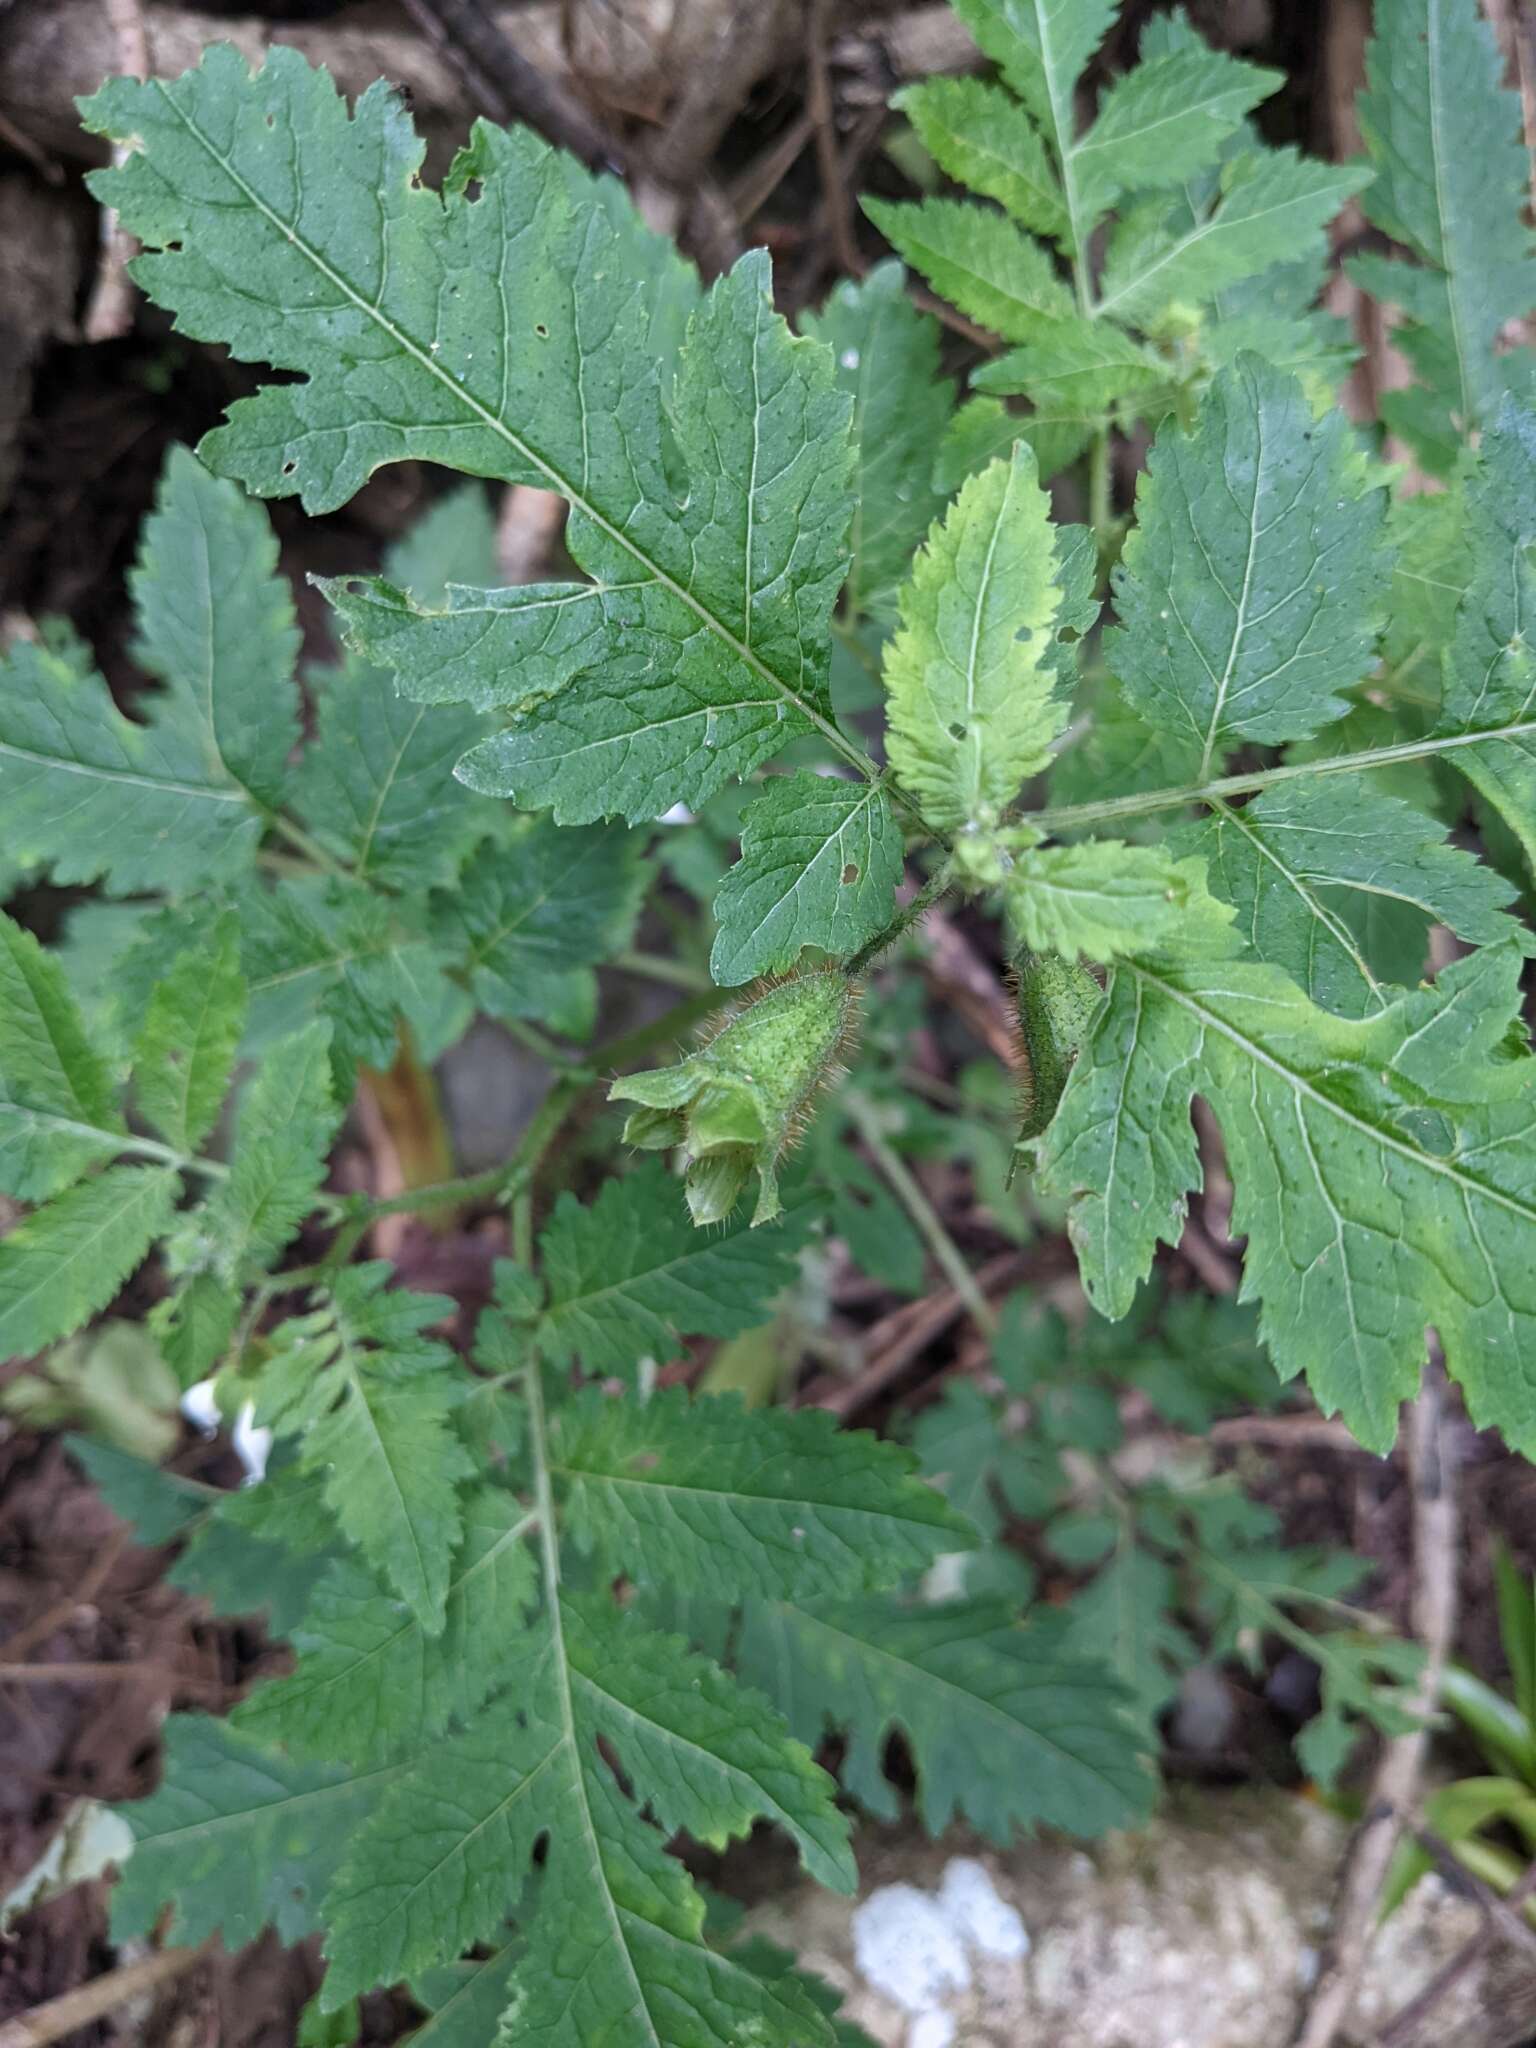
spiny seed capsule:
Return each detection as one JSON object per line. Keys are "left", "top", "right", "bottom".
{"left": 610, "top": 969, "right": 862, "bottom": 1227}
{"left": 1006, "top": 947, "right": 1104, "bottom": 1183}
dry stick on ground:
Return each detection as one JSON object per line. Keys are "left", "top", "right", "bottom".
{"left": 1291, "top": 1356, "right": 1461, "bottom": 2048}
{"left": 0, "top": 1526, "right": 129, "bottom": 1666}
{"left": 0, "top": 1938, "right": 218, "bottom": 2048}
{"left": 806, "top": 1251, "right": 1026, "bottom": 1417}
{"left": 1374, "top": 1858, "right": 1536, "bottom": 2048}
{"left": 396, "top": 0, "right": 622, "bottom": 168}
{"left": 806, "top": 0, "right": 864, "bottom": 279}
{"left": 1412, "top": 1826, "right": 1536, "bottom": 1966}
{"left": 81, "top": 0, "right": 148, "bottom": 343}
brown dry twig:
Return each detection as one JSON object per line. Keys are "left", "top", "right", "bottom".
{"left": 82, "top": 0, "right": 148, "bottom": 343}
{"left": 397, "top": 0, "right": 621, "bottom": 168}
{"left": 806, "top": 0, "right": 864, "bottom": 279}
{"left": 805, "top": 1250, "right": 1026, "bottom": 1417}
{"left": 1291, "top": 1356, "right": 1461, "bottom": 2048}
{"left": 0, "top": 1939, "right": 217, "bottom": 2048}
{"left": 1374, "top": 1859, "right": 1536, "bottom": 2047}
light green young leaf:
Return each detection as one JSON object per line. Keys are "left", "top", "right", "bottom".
{"left": 1039, "top": 943, "right": 1536, "bottom": 1453}
{"left": 1178, "top": 780, "right": 1524, "bottom": 1017}
{"left": 232, "top": 1489, "right": 537, "bottom": 1764}
{"left": 83, "top": 54, "right": 859, "bottom": 826}
{"left": 554, "top": 1386, "right": 973, "bottom": 1599}
{"left": 131, "top": 915, "right": 247, "bottom": 1153}
{"left": 563, "top": 1596, "right": 855, "bottom": 1893}
{"left": 1109, "top": 357, "right": 1388, "bottom": 781}
{"left": 439, "top": 818, "right": 646, "bottom": 1022}
{"left": 737, "top": 1598, "right": 1154, "bottom": 1840}
{"left": 861, "top": 197, "right": 1073, "bottom": 343}
{"left": 536, "top": 1160, "right": 815, "bottom": 1376}
{"left": 1062, "top": 1548, "right": 1195, "bottom": 1732}
{"left": 948, "top": 0, "right": 1116, "bottom": 152}
{"left": 1004, "top": 840, "right": 1235, "bottom": 963}
{"left": 1071, "top": 48, "right": 1280, "bottom": 223}
{"left": 0, "top": 1166, "right": 178, "bottom": 1359}
{"left": 1357, "top": 0, "right": 1536, "bottom": 442}
{"left": 257, "top": 1265, "right": 473, "bottom": 1630}
{"left": 895, "top": 77, "right": 1065, "bottom": 238}
{"left": 203, "top": 1019, "right": 340, "bottom": 1274}
{"left": 1097, "top": 152, "right": 1365, "bottom": 329}
{"left": 973, "top": 315, "right": 1167, "bottom": 410}
{"left": 0, "top": 911, "right": 122, "bottom": 1199}
{"left": 130, "top": 444, "right": 300, "bottom": 805}
{"left": 711, "top": 773, "right": 904, "bottom": 985}
{"left": 883, "top": 444, "right": 1064, "bottom": 833}
{"left": 111, "top": 1715, "right": 400, "bottom": 1949}
{"left": 0, "top": 635, "right": 261, "bottom": 896}
{"left": 801, "top": 262, "right": 955, "bottom": 620}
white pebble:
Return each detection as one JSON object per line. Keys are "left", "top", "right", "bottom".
{"left": 908, "top": 2013, "right": 957, "bottom": 2048}
{"left": 852, "top": 1884, "right": 971, "bottom": 2014}
{"left": 938, "top": 1857, "right": 1030, "bottom": 1960}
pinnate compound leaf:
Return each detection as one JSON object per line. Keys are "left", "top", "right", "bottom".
{"left": 711, "top": 774, "right": 904, "bottom": 985}
{"left": 1071, "top": 49, "right": 1279, "bottom": 221}
{"left": 861, "top": 197, "right": 1072, "bottom": 343}
{"left": 0, "top": 634, "right": 261, "bottom": 897}
{"left": 111, "top": 1715, "right": 399, "bottom": 1949}
{"left": 232, "top": 1489, "right": 537, "bottom": 1765}
{"left": 1357, "top": 0, "right": 1536, "bottom": 444}
{"left": 257, "top": 1264, "right": 473, "bottom": 1630}
{"left": 554, "top": 1386, "right": 974, "bottom": 1599}
{"left": 536, "top": 1159, "right": 814, "bottom": 1376}
{"left": 974, "top": 315, "right": 1167, "bottom": 410}
{"left": 895, "top": 78, "right": 1065, "bottom": 238}
{"left": 562, "top": 1596, "right": 855, "bottom": 1893}
{"left": 0, "top": 911, "right": 122, "bottom": 1199}
{"left": 82, "top": 55, "right": 857, "bottom": 826}
{"left": 1039, "top": 943, "right": 1536, "bottom": 1454}
{"left": 203, "top": 1019, "right": 340, "bottom": 1275}
{"left": 440, "top": 818, "right": 646, "bottom": 1021}
{"left": 1109, "top": 357, "right": 1388, "bottom": 781}
{"left": 131, "top": 916, "right": 247, "bottom": 1153}
{"left": 737, "top": 1598, "right": 1154, "bottom": 1840}
{"left": 1003, "top": 841, "right": 1235, "bottom": 963}
{"left": 1097, "top": 152, "right": 1365, "bottom": 328}
{"left": 883, "top": 445, "right": 1064, "bottom": 833}
{"left": 800, "top": 262, "right": 955, "bottom": 620}
{"left": 1178, "top": 780, "right": 1525, "bottom": 1017}
{"left": 0, "top": 1166, "right": 178, "bottom": 1358}
{"left": 130, "top": 444, "right": 300, "bottom": 805}
{"left": 947, "top": 0, "right": 1116, "bottom": 144}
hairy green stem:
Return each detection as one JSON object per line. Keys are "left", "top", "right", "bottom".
{"left": 847, "top": 862, "right": 954, "bottom": 975}
{"left": 1030, "top": 718, "right": 1536, "bottom": 836}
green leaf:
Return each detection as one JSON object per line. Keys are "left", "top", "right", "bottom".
{"left": 536, "top": 1160, "right": 814, "bottom": 1376}
{"left": 66, "top": 1433, "right": 217, "bottom": 1545}
{"left": 130, "top": 444, "right": 300, "bottom": 805}
{"left": 738, "top": 1598, "right": 1154, "bottom": 1840}
{"left": 0, "top": 634, "right": 261, "bottom": 896}
{"left": 1434, "top": 403, "right": 1536, "bottom": 877}
{"left": 801, "top": 261, "right": 954, "bottom": 620}
{"left": 0, "top": 1166, "right": 178, "bottom": 1358}
{"left": 1003, "top": 840, "right": 1235, "bottom": 963}
{"left": 409, "top": 1944, "right": 522, "bottom": 2048}
{"left": 111, "top": 1715, "right": 400, "bottom": 1948}
{"left": 1072, "top": 48, "right": 1280, "bottom": 223}
{"left": 203, "top": 1019, "right": 340, "bottom": 1274}
{"left": 862, "top": 196, "right": 1073, "bottom": 342}
{"left": 257, "top": 1265, "right": 474, "bottom": 1630}
{"left": 1062, "top": 1548, "right": 1195, "bottom": 1732}
{"left": 384, "top": 480, "right": 500, "bottom": 606}
{"left": 1357, "top": 0, "right": 1536, "bottom": 441}
{"left": 883, "top": 445, "right": 1065, "bottom": 833}
{"left": 131, "top": 915, "right": 247, "bottom": 1152}
{"left": 948, "top": 0, "right": 1116, "bottom": 147}
{"left": 83, "top": 55, "right": 860, "bottom": 826}
{"left": 322, "top": 1610, "right": 841, "bottom": 2046}
{"left": 232, "top": 1488, "right": 537, "bottom": 1764}
{"left": 1097, "top": 152, "right": 1365, "bottom": 328}
{"left": 563, "top": 1596, "right": 855, "bottom": 1893}
{"left": 1108, "top": 357, "right": 1388, "bottom": 781}
{"left": 1178, "top": 780, "right": 1524, "bottom": 1017}
{"left": 895, "top": 78, "right": 1065, "bottom": 238}
{"left": 710, "top": 773, "right": 904, "bottom": 985}
{"left": 973, "top": 315, "right": 1167, "bottom": 410}
{"left": 440, "top": 818, "right": 646, "bottom": 1021}
{"left": 1039, "top": 942, "right": 1536, "bottom": 1454}
{"left": 554, "top": 1386, "right": 973, "bottom": 1599}
{"left": 0, "top": 911, "right": 122, "bottom": 1198}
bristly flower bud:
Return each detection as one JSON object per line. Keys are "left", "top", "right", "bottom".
{"left": 610, "top": 970, "right": 861, "bottom": 1227}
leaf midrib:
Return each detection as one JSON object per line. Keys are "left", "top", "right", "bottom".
{"left": 154, "top": 82, "right": 866, "bottom": 781}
